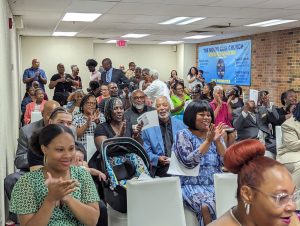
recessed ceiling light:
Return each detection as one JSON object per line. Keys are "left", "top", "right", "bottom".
{"left": 177, "top": 17, "right": 206, "bottom": 25}
{"left": 159, "top": 41, "right": 184, "bottom": 44}
{"left": 121, "top": 34, "right": 149, "bottom": 38}
{"left": 52, "top": 32, "right": 77, "bottom": 37}
{"left": 106, "top": 40, "right": 117, "bottom": 43}
{"left": 62, "top": 13, "right": 102, "bottom": 22}
{"left": 184, "top": 35, "right": 215, "bottom": 39}
{"left": 159, "top": 17, "right": 189, "bottom": 25}
{"left": 245, "top": 19, "right": 297, "bottom": 27}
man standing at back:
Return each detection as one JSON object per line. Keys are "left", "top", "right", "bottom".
{"left": 23, "top": 58, "right": 47, "bottom": 92}
{"left": 101, "top": 58, "right": 129, "bottom": 89}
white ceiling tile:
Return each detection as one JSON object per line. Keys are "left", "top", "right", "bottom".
{"left": 8, "top": 0, "right": 71, "bottom": 12}
{"left": 208, "top": 0, "right": 268, "bottom": 7}
{"left": 67, "top": 1, "right": 117, "bottom": 14}
{"left": 56, "top": 21, "right": 89, "bottom": 32}
{"left": 255, "top": 0, "right": 300, "bottom": 9}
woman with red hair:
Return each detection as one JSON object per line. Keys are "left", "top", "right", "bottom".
{"left": 208, "top": 139, "right": 300, "bottom": 226}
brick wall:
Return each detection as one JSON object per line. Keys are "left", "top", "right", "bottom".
{"left": 197, "top": 27, "right": 300, "bottom": 105}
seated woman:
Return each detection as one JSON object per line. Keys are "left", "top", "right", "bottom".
{"left": 171, "top": 81, "right": 191, "bottom": 119}
{"left": 172, "top": 100, "right": 226, "bottom": 226}
{"left": 208, "top": 139, "right": 299, "bottom": 226}
{"left": 24, "top": 88, "right": 46, "bottom": 124}
{"left": 72, "top": 94, "right": 105, "bottom": 149}
{"left": 21, "top": 86, "right": 36, "bottom": 125}
{"left": 97, "top": 85, "right": 110, "bottom": 105}
{"left": 67, "top": 89, "right": 84, "bottom": 116}
{"left": 201, "top": 82, "right": 214, "bottom": 102}
{"left": 277, "top": 102, "right": 300, "bottom": 189}
{"left": 10, "top": 124, "right": 100, "bottom": 226}
{"left": 210, "top": 85, "right": 236, "bottom": 147}
{"left": 94, "top": 97, "right": 143, "bottom": 147}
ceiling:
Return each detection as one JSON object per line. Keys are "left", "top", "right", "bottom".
{"left": 8, "top": 0, "right": 300, "bottom": 44}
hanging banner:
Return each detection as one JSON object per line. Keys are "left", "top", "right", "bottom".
{"left": 198, "top": 40, "right": 252, "bottom": 86}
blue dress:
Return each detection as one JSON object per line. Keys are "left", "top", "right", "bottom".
{"left": 173, "top": 129, "right": 223, "bottom": 226}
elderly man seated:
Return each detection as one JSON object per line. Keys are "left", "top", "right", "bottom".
{"left": 233, "top": 96, "right": 279, "bottom": 158}
{"left": 125, "top": 89, "right": 155, "bottom": 125}
{"left": 142, "top": 96, "right": 186, "bottom": 177}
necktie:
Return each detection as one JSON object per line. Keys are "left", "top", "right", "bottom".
{"left": 164, "top": 124, "right": 172, "bottom": 157}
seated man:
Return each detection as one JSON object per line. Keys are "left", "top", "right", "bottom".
{"left": 125, "top": 89, "right": 155, "bottom": 125}
{"left": 142, "top": 96, "right": 186, "bottom": 177}
{"left": 233, "top": 99, "right": 279, "bottom": 158}
{"left": 4, "top": 100, "right": 60, "bottom": 223}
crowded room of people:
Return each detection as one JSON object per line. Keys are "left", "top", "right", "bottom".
{"left": 2, "top": 0, "right": 300, "bottom": 225}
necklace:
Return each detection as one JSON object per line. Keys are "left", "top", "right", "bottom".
{"left": 230, "top": 208, "right": 242, "bottom": 226}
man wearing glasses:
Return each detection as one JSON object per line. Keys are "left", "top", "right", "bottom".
{"left": 125, "top": 89, "right": 155, "bottom": 125}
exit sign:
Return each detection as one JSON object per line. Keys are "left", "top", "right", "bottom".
{"left": 116, "top": 40, "right": 127, "bottom": 47}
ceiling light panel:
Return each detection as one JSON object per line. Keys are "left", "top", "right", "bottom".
{"left": 52, "top": 32, "right": 77, "bottom": 36}
{"left": 184, "top": 35, "right": 215, "bottom": 39}
{"left": 121, "top": 33, "right": 149, "bottom": 38}
{"left": 177, "top": 17, "right": 206, "bottom": 25}
{"left": 159, "top": 17, "right": 189, "bottom": 25}
{"left": 159, "top": 41, "right": 184, "bottom": 44}
{"left": 245, "top": 19, "right": 298, "bottom": 27}
{"left": 62, "top": 13, "right": 102, "bottom": 22}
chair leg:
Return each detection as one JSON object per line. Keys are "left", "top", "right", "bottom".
{"left": 201, "top": 205, "right": 212, "bottom": 225}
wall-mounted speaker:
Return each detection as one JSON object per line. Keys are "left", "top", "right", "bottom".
{"left": 172, "top": 45, "right": 177, "bottom": 52}
{"left": 13, "top": 15, "right": 23, "bottom": 29}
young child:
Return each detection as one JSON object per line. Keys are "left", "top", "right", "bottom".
{"left": 73, "top": 143, "right": 107, "bottom": 181}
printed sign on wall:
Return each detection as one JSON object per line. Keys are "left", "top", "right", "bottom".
{"left": 198, "top": 40, "right": 252, "bottom": 86}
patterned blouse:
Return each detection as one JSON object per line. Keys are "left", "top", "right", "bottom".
{"left": 72, "top": 113, "right": 105, "bottom": 149}
{"left": 10, "top": 166, "right": 100, "bottom": 226}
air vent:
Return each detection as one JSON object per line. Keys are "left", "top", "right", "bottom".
{"left": 186, "top": 30, "right": 211, "bottom": 33}
{"left": 206, "top": 25, "right": 232, "bottom": 29}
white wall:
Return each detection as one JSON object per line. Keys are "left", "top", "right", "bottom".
{"left": 93, "top": 43, "right": 177, "bottom": 81}
{"left": 176, "top": 43, "right": 197, "bottom": 85}
{"left": 0, "top": 0, "right": 20, "bottom": 224}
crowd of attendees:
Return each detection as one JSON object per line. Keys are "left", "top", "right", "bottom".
{"left": 4, "top": 57, "right": 300, "bottom": 226}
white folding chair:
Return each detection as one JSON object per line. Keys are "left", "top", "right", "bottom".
{"left": 86, "top": 135, "right": 97, "bottom": 161}
{"left": 30, "top": 111, "right": 42, "bottom": 123}
{"left": 127, "top": 177, "right": 186, "bottom": 226}
{"left": 214, "top": 173, "right": 237, "bottom": 217}
{"left": 184, "top": 206, "right": 198, "bottom": 226}
{"left": 107, "top": 204, "right": 128, "bottom": 226}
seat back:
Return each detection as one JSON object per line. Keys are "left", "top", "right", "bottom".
{"left": 127, "top": 177, "right": 186, "bottom": 226}
{"left": 30, "top": 111, "right": 42, "bottom": 123}
{"left": 275, "top": 126, "right": 283, "bottom": 152}
{"left": 214, "top": 173, "right": 237, "bottom": 217}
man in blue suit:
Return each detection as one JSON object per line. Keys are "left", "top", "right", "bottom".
{"left": 142, "top": 96, "right": 186, "bottom": 177}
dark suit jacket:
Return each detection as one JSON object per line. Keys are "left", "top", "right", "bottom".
{"left": 15, "top": 119, "right": 44, "bottom": 170}
{"left": 233, "top": 106, "right": 279, "bottom": 141}
{"left": 101, "top": 68, "right": 129, "bottom": 87}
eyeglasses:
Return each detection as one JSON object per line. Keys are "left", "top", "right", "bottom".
{"left": 250, "top": 186, "right": 300, "bottom": 207}
{"left": 133, "top": 96, "right": 145, "bottom": 100}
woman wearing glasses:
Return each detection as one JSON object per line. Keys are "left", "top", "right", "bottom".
{"left": 72, "top": 94, "right": 105, "bottom": 149}
{"left": 208, "top": 139, "right": 299, "bottom": 226}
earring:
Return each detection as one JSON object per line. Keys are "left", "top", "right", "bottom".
{"left": 244, "top": 201, "right": 250, "bottom": 215}
{"left": 43, "top": 155, "right": 47, "bottom": 165}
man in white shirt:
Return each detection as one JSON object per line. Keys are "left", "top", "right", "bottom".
{"left": 143, "top": 69, "right": 173, "bottom": 109}
{"left": 86, "top": 59, "right": 101, "bottom": 82}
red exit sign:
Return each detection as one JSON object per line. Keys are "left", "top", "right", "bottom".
{"left": 116, "top": 40, "right": 127, "bottom": 47}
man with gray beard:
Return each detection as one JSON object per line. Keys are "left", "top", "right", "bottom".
{"left": 124, "top": 89, "right": 155, "bottom": 125}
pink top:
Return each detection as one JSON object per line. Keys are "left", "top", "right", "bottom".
{"left": 24, "top": 100, "right": 46, "bottom": 124}
{"left": 210, "top": 100, "right": 233, "bottom": 128}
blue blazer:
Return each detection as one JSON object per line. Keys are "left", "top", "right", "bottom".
{"left": 142, "top": 117, "right": 187, "bottom": 167}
